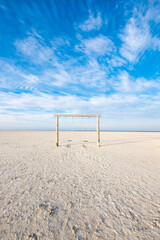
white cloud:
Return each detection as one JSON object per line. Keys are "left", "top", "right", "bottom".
{"left": 119, "top": 4, "right": 160, "bottom": 64}
{"left": 69, "top": 59, "right": 108, "bottom": 89}
{"left": 0, "top": 59, "right": 40, "bottom": 91}
{"left": 145, "top": 1, "right": 160, "bottom": 24}
{"left": 14, "top": 36, "right": 111, "bottom": 89}
{"left": 79, "top": 12, "right": 102, "bottom": 31}
{"left": 77, "top": 35, "right": 115, "bottom": 56}
{"left": 22, "top": 74, "right": 39, "bottom": 84}
{"left": 107, "top": 56, "right": 126, "bottom": 67}
{"left": 113, "top": 71, "right": 160, "bottom": 93}
{"left": 0, "top": 90, "right": 160, "bottom": 130}
{"left": 0, "top": 90, "right": 159, "bottom": 115}
{"left": 14, "top": 36, "right": 54, "bottom": 64}
{"left": 43, "top": 67, "right": 72, "bottom": 87}
{"left": 0, "top": 55, "right": 108, "bottom": 92}
{"left": 119, "top": 17, "right": 151, "bottom": 63}
{"left": 2, "top": 36, "right": 74, "bottom": 89}
{"left": 0, "top": 58, "right": 71, "bottom": 91}
{"left": 115, "top": 71, "right": 133, "bottom": 92}
{"left": 135, "top": 77, "right": 160, "bottom": 91}
{"left": 152, "top": 36, "right": 160, "bottom": 51}
{"left": 0, "top": 92, "right": 86, "bottom": 113}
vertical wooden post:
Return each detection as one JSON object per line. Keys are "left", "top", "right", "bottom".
{"left": 56, "top": 116, "right": 59, "bottom": 146}
{"left": 97, "top": 115, "right": 100, "bottom": 147}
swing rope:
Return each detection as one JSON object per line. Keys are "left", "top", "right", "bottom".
{"left": 67, "top": 116, "right": 72, "bottom": 142}
{"left": 83, "top": 116, "right": 89, "bottom": 143}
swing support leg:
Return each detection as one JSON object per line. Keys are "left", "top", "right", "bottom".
{"left": 97, "top": 115, "right": 100, "bottom": 147}
{"left": 56, "top": 116, "right": 59, "bottom": 146}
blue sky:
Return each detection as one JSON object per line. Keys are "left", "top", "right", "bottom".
{"left": 0, "top": 0, "right": 160, "bottom": 130}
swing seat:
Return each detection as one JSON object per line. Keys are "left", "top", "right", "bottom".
{"left": 83, "top": 140, "right": 88, "bottom": 142}
{"left": 67, "top": 139, "right": 72, "bottom": 142}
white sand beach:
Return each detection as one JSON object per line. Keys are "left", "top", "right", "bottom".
{"left": 0, "top": 131, "right": 160, "bottom": 240}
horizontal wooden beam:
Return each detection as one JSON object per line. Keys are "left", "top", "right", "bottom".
{"left": 54, "top": 114, "right": 101, "bottom": 117}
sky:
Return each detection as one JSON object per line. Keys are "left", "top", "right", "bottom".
{"left": 0, "top": 0, "right": 160, "bottom": 130}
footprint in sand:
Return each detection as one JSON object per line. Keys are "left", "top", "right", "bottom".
{"left": 82, "top": 144, "right": 87, "bottom": 148}
{"left": 66, "top": 144, "right": 71, "bottom": 148}
{"left": 153, "top": 220, "right": 160, "bottom": 228}
{"left": 28, "top": 233, "right": 38, "bottom": 240}
{"left": 39, "top": 201, "right": 59, "bottom": 217}
{"left": 72, "top": 225, "right": 79, "bottom": 235}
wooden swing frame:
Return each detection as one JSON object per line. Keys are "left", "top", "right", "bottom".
{"left": 54, "top": 114, "right": 101, "bottom": 147}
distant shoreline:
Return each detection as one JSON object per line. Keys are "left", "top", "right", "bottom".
{"left": 0, "top": 130, "right": 160, "bottom": 132}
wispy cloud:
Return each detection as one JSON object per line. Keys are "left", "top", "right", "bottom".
{"left": 13, "top": 35, "right": 111, "bottom": 90}
{"left": 152, "top": 36, "right": 160, "bottom": 51}
{"left": 0, "top": 59, "right": 40, "bottom": 91}
{"left": 107, "top": 56, "right": 126, "bottom": 67}
{"left": 119, "top": 17, "right": 151, "bottom": 63}
{"left": 76, "top": 35, "right": 115, "bottom": 56}
{"left": 119, "top": 4, "right": 160, "bottom": 64}
{"left": 113, "top": 71, "right": 160, "bottom": 93}
{"left": 69, "top": 59, "right": 108, "bottom": 89}
{"left": 14, "top": 36, "right": 54, "bottom": 65}
{"left": 79, "top": 12, "right": 102, "bottom": 31}
{"left": 42, "top": 67, "right": 72, "bottom": 87}
{"left": 1, "top": 91, "right": 160, "bottom": 126}
{"left": 145, "top": 2, "right": 160, "bottom": 24}
{"left": 13, "top": 36, "right": 74, "bottom": 87}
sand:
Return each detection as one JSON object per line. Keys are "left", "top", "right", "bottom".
{"left": 0, "top": 131, "right": 160, "bottom": 240}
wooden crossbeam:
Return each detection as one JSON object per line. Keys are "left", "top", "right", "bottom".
{"left": 54, "top": 114, "right": 101, "bottom": 117}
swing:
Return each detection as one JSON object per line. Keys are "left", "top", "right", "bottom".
{"left": 83, "top": 117, "right": 89, "bottom": 142}
{"left": 54, "top": 114, "right": 101, "bottom": 147}
{"left": 67, "top": 116, "right": 73, "bottom": 142}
